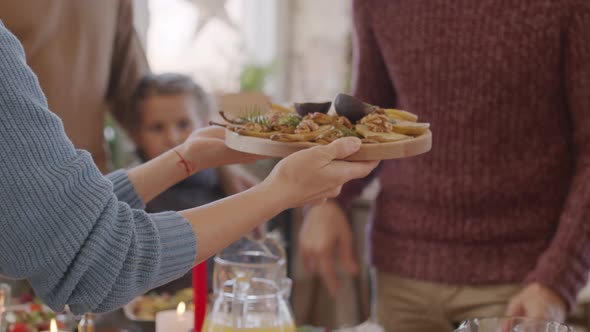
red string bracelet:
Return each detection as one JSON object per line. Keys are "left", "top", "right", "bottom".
{"left": 173, "top": 149, "right": 195, "bottom": 177}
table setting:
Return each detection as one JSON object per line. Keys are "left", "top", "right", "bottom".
{"left": 1, "top": 236, "right": 577, "bottom": 332}
{"left": 117, "top": 234, "right": 575, "bottom": 332}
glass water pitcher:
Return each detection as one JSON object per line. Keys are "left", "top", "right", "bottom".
{"left": 212, "top": 236, "right": 290, "bottom": 299}
{"left": 205, "top": 236, "right": 295, "bottom": 331}
{"left": 204, "top": 277, "right": 295, "bottom": 332}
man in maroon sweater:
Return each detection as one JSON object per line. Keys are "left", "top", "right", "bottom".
{"left": 299, "top": 1, "right": 590, "bottom": 330}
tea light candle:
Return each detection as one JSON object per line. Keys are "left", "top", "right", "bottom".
{"left": 155, "top": 301, "right": 194, "bottom": 332}
{"left": 40, "top": 318, "right": 68, "bottom": 332}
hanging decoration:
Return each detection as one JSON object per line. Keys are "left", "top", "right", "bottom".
{"left": 185, "top": 0, "right": 239, "bottom": 37}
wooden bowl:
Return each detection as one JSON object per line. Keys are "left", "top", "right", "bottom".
{"left": 225, "top": 129, "right": 432, "bottom": 161}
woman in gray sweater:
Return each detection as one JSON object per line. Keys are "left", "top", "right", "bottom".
{"left": 0, "top": 21, "right": 378, "bottom": 314}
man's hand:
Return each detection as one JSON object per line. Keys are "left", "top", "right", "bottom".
{"left": 506, "top": 283, "right": 567, "bottom": 322}
{"left": 298, "top": 200, "right": 359, "bottom": 296}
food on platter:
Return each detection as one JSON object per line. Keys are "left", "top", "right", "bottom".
{"left": 217, "top": 93, "right": 429, "bottom": 145}
{"left": 215, "top": 94, "right": 432, "bottom": 161}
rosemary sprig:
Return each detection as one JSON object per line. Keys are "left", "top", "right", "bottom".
{"left": 239, "top": 112, "right": 271, "bottom": 127}
{"left": 337, "top": 126, "right": 360, "bottom": 137}
{"left": 278, "top": 115, "right": 301, "bottom": 127}
{"left": 238, "top": 105, "right": 271, "bottom": 127}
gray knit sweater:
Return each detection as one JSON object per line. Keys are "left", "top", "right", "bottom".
{"left": 0, "top": 22, "right": 196, "bottom": 314}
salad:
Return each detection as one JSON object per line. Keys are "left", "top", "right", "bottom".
{"left": 4, "top": 301, "right": 67, "bottom": 332}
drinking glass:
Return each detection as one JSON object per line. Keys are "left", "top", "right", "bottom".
{"left": 454, "top": 317, "right": 573, "bottom": 332}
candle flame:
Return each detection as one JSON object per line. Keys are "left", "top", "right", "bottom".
{"left": 176, "top": 301, "right": 186, "bottom": 316}
{"left": 50, "top": 318, "right": 58, "bottom": 332}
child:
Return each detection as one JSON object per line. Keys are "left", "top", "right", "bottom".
{"left": 128, "top": 73, "right": 258, "bottom": 293}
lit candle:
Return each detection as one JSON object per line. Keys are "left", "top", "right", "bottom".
{"left": 40, "top": 318, "right": 67, "bottom": 332}
{"left": 155, "top": 301, "right": 194, "bottom": 332}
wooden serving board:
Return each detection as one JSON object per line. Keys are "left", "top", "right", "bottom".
{"left": 225, "top": 129, "right": 432, "bottom": 161}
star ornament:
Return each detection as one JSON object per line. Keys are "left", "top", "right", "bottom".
{"left": 185, "top": 0, "right": 239, "bottom": 36}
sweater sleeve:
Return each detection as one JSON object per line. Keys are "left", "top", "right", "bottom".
{"left": 0, "top": 22, "right": 196, "bottom": 314}
{"left": 336, "top": 0, "right": 394, "bottom": 208}
{"left": 106, "top": 170, "right": 145, "bottom": 210}
{"left": 525, "top": 2, "right": 590, "bottom": 309}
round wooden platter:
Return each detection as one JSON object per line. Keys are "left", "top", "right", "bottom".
{"left": 225, "top": 129, "right": 432, "bottom": 161}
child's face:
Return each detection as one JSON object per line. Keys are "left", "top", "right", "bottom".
{"left": 134, "top": 93, "right": 205, "bottom": 160}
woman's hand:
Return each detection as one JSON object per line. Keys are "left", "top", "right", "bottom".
{"left": 180, "top": 126, "right": 266, "bottom": 173}
{"left": 261, "top": 137, "right": 379, "bottom": 208}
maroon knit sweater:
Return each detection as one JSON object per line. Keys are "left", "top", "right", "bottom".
{"left": 338, "top": 0, "right": 590, "bottom": 308}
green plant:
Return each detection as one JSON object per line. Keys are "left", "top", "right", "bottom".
{"left": 104, "top": 114, "right": 132, "bottom": 170}
{"left": 240, "top": 61, "right": 277, "bottom": 92}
